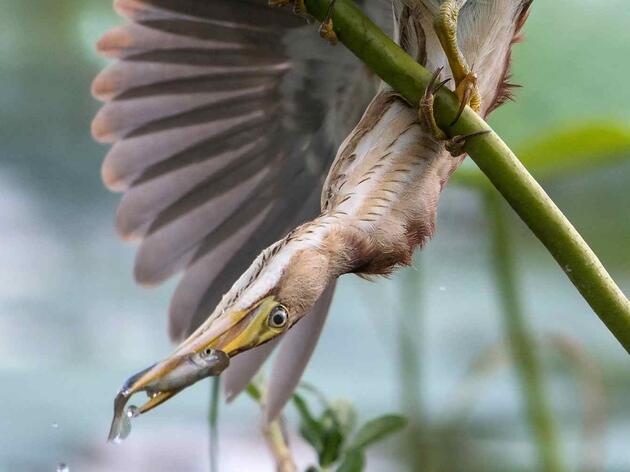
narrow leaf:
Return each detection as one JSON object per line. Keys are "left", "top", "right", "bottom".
{"left": 350, "top": 415, "right": 407, "bottom": 450}
{"left": 293, "top": 393, "right": 325, "bottom": 452}
{"left": 319, "top": 429, "right": 344, "bottom": 467}
{"left": 245, "top": 382, "right": 261, "bottom": 403}
{"left": 336, "top": 450, "right": 365, "bottom": 472}
{"left": 454, "top": 122, "right": 630, "bottom": 188}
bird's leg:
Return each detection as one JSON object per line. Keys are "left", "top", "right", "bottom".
{"left": 419, "top": 68, "right": 488, "bottom": 157}
{"left": 434, "top": 0, "right": 481, "bottom": 124}
{"left": 318, "top": 0, "right": 338, "bottom": 45}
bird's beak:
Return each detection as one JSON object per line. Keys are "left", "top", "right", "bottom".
{"left": 176, "top": 295, "right": 282, "bottom": 359}
{"left": 108, "top": 296, "right": 280, "bottom": 441}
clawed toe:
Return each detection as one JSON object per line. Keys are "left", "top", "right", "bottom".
{"left": 319, "top": 17, "right": 338, "bottom": 44}
{"left": 445, "top": 130, "right": 489, "bottom": 157}
{"left": 452, "top": 72, "right": 480, "bottom": 125}
{"left": 418, "top": 68, "right": 488, "bottom": 156}
{"left": 319, "top": 0, "right": 338, "bottom": 44}
{"left": 419, "top": 67, "right": 451, "bottom": 141}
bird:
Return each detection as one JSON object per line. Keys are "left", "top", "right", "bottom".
{"left": 92, "top": 0, "right": 533, "bottom": 427}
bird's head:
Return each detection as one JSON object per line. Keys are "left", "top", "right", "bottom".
{"left": 181, "top": 237, "right": 334, "bottom": 361}
{"left": 109, "top": 233, "right": 340, "bottom": 438}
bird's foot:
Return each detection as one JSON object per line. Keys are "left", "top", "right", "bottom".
{"left": 269, "top": 0, "right": 338, "bottom": 45}
{"left": 419, "top": 68, "right": 488, "bottom": 157}
{"left": 434, "top": 0, "right": 482, "bottom": 124}
{"left": 268, "top": 0, "right": 307, "bottom": 18}
{"left": 444, "top": 130, "right": 489, "bottom": 156}
{"left": 452, "top": 71, "right": 480, "bottom": 124}
{"left": 318, "top": 0, "right": 338, "bottom": 45}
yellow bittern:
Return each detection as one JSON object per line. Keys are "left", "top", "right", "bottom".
{"left": 92, "top": 0, "right": 532, "bottom": 437}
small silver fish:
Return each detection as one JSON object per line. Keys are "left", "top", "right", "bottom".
{"left": 108, "top": 348, "right": 229, "bottom": 442}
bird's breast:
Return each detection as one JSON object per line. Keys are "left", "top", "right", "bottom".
{"left": 320, "top": 90, "right": 462, "bottom": 274}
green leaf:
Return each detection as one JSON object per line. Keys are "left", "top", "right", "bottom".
{"left": 349, "top": 415, "right": 407, "bottom": 450}
{"left": 293, "top": 393, "right": 325, "bottom": 453}
{"left": 454, "top": 121, "right": 630, "bottom": 188}
{"left": 319, "top": 429, "right": 345, "bottom": 467}
{"left": 336, "top": 450, "right": 365, "bottom": 472}
{"left": 517, "top": 122, "right": 630, "bottom": 178}
{"left": 317, "top": 407, "right": 346, "bottom": 466}
{"left": 245, "top": 382, "right": 261, "bottom": 403}
{"left": 329, "top": 399, "right": 358, "bottom": 437}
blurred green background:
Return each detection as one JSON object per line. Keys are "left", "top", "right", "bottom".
{"left": 1, "top": 0, "right": 629, "bottom": 470}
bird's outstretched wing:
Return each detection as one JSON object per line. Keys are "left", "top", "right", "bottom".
{"left": 92, "top": 0, "right": 387, "bottom": 337}
{"left": 92, "top": 0, "right": 391, "bottom": 403}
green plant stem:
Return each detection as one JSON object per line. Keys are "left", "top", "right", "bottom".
{"left": 208, "top": 378, "right": 220, "bottom": 472}
{"left": 262, "top": 417, "right": 298, "bottom": 472}
{"left": 304, "top": 0, "right": 630, "bottom": 353}
{"left": 398, "top": 268, "right": 433, "bottom": 470}
{"left": 485, "top": 191, "right": 564, "bottom": 472}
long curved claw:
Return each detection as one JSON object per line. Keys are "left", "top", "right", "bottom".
{"left": 418, "top": 67, "right": 488, "bottom": 157}
{"left": 451, "top": 72, "right": 479, "bottom": 125}
{"left": 419, "top": 67, "right": 451, "bottom": 141}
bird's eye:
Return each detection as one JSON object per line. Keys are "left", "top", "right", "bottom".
{"left": 267, "top": 305, "right": 288, "bottom": 329}
{"left": 203, "top": 348, "right": 214, "bottom": 358}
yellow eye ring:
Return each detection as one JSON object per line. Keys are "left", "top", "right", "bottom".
{"left": 267, "top": 305, "right": 289, "bottom": 329}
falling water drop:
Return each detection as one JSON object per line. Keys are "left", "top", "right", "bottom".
{"left": 51, "top": 422, "right": 59, "bottom": 429}
{"left": 439, "top": 286, "right": 447, "bottom": 292}
{"left": 56, "top": 463, "right": 69, "bottom": 472}
{"left": 126, "top": 405, "right": 140, "bottom": 418}
{"left": 110, "top": 404, "right": 140, "bottom": 444}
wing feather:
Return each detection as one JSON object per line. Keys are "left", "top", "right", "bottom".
{"left": 223, "top": 338, "right": 281, "bottom": 402}
{"left": 265, "top": 283, "right": 336, "bottom": 422}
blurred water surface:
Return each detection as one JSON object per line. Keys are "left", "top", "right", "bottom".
{"left": 1, "top": 1, "right": 630, "bottom": 471}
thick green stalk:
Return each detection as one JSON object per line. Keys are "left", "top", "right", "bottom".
{"left": 304, "top": 0, "right": 630, "bottom": 353}
{"left": 485, "top": 191, "right": 564, "bottom": 472}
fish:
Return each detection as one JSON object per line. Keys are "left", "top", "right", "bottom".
{"left": 107, "top": 348, "right": 229, "bottom": 442}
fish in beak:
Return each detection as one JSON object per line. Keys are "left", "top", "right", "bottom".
{"left": 107, "top": 295, "right": 290, "bottom": 442}
{"left": 107, "top": 348, "right": 229, "bottom": 442}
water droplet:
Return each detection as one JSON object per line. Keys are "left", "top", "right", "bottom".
{"left": 126, "top": 405, "right": 140, "bottom": 418}
{"left": 56, "top": 463, "right": 69, "bottom": 472}
{"left": 439, "top": 286, "right": 447, "bottom": 292}
{"left": 150, "top": 391, "right": 160, "bottom": 399}
{"left": 51, "top": 423, "right": 59, "bottom": 429}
